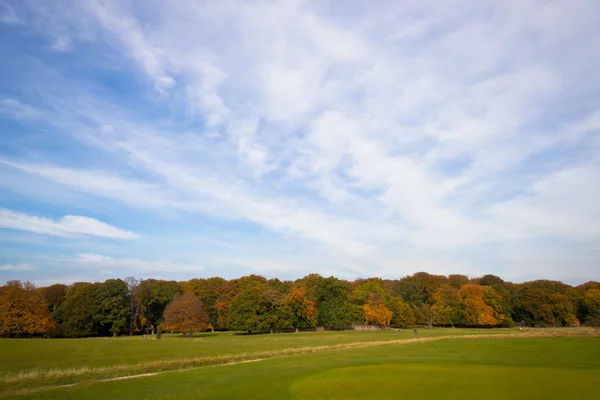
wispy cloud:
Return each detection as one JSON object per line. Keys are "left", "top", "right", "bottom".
{"left": 0, "top": 0, "right": 599, "bottom": 283}
{"left": 0, "top": 209, "right": 138, "bottom": 239}
{"left": 0, "top": 263, "right": 35, "bottom": 271}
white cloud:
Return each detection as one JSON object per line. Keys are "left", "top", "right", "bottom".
{"left": 0, "top": 97, "right": 40, "bottom": 119}
{"left": 1, "top": 0, "right": 599, "bottom": 281}
{"left": 0, "top": 209, "right": 138, "bottom": 239}
{"left": 0, "top": 263, "right": 35, "bottom": 271}
{"left": 75, "top": 253, "right": 203, "bottom": 274}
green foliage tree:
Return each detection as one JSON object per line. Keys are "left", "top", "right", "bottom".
{"left": 228, "top": 287, "right": 290, "bottom": 333}
{"left": 316, "top": 277, "right": 359, "bottom": 328}
{"left": 389, "top": 297, "right": 416, "bottom": 326}
{"left": 392, "top": 272, "right": 448, "bottom": 306}
{"left": 60, "top": 282, "right": 102, "bottom": 337}
{"left": 513, "top": 280, "right": 577, "bottom": 326}
{"left": 96, "top": 279, "right": 130, "bottom": 336}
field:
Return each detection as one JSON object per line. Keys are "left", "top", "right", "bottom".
{"left": 1, "top": 328, "right": 599, "bottom": 399}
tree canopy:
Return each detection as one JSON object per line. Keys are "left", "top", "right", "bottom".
{"left": 2, "top": 273, "right": 597, "bottom": 338}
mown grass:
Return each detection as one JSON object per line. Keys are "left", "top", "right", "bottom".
{"left": 0, "top": 328, "right": 597, "bottom": 397}
{"left": 0, "top": 327, "right": 508, "bottom": 374}
{"left": 3, "top": 332, "right": 599, "bottom": 399}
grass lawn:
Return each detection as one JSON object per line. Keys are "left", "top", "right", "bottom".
{"left": 0, "top": 328, "right": 507, "bottom": 373}
{"left": 1, "top": 329, "right": 598, "bottom": 399}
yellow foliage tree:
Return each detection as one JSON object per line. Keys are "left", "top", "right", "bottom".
{"left": 363, "top": 301, "right": 393, "bottom": 326}
{"left": 459, "top": 284, "right": 499, "bottom": 326}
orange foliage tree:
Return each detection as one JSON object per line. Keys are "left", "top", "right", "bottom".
{"left": 0, "top": 281, "right": 55, "bottom": 337}
{"left": 363, "top": 301, "right": 393, "bottom": 326}
{"left": 284, "top": 287, "right": 317, "bottom": 332}
{"left": 162, "top": 292, "right": 209, "bottom": 337}
{"left": 458, "top": 284, "right": 502, "bottom": 326}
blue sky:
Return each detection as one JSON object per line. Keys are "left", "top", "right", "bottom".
{"left": 1, "top": 0, "right": 599, "bottom": 286}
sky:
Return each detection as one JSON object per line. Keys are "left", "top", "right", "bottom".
{"left": 0, "top": 0, "right": 599, "bottom": 286}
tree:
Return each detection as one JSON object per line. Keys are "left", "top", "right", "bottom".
{"left": 582, "top": 289, "right": 600, "bottom": 326}
{"left": 550, "top": 293, "right": 578, "bottom": 327}
{"left": 393, "top": 272, "right": 447, "bottom": 306}
{"left": 458, "top": 284, "right": 502, "bottom": 327}
{"left": 228, "top": 287, "right": 290, "bottom": 333}
{"left": 40, "top": 284, "right": 68, "bottom": 314}
{"left": 513, "top": 280, "right": 575, "bottom": 326}
{"left": 0, "top": 281, "right": 55, "bottom": 337}
{"left": 363, "top": 301, "right": 393, "bottom": 326}
{"left": 431, "top": 286, "right": 461, "bottom": 326}
{"left": 126, "top": 277, "right": 149, "bottom": 335}
{"left": 389, "top": 297, "right": 416, "bottom": 326}
{"left": 448, "top": 274, "right": 470, "bottom": 289}
{"left": 182, "top": 277, "right": 225, "bottom": 330}
{"left": 284, "top": 287, "right": 317, "bottom": 332}
{"left": 476, "top": 275, "right": 504, "bottom": 286}
{"left": 316, "top": 277, "right": 358, "bottom": 328}
{"left": 142, "top": 279, "right": 182, "bottom": 330}
{"left": 97, "top": 279, "right": 130, "bottom": 336}
{"left": 162, "top": 293, "right": 209, "bottom": 337}
{"left": 60, "top": 282, "right": 102, "bottom": 337}
{"left": 40, "top": 283, "right": 68, "bottom": 336}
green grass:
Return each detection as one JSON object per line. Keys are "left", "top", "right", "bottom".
{"left": 0, "top": 328, "right": 507, "bottom": 373}
{"left": 1, "top": 329, "right": 598, "bottom": 399}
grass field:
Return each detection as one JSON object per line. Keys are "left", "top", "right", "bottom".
{"left": 1, "top": 328, "right": 598, "bottom": 399}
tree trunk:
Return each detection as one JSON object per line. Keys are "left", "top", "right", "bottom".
{"left": 295, "top": 327, "right": 299, "bottom": 333}
{"left": 189, "top": 328, "right": 193, "bottom": 338}
{"left": 113, "top": 331, "right": 117, "bottom": 337}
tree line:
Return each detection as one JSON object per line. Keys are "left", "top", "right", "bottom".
{"left": 1, "top": 273, "right": 599, "bottom": 337}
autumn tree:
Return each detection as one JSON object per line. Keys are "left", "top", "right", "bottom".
{"left": 142, "top": 279, "right": 182, "bottom": 330}
{"left": 431, "top": 286, "right": 461, "bottom": 326}
{"left": 0, "top": 281, "right": 55, "bottom": 337}
{"left": 162, "top": 293, "right": 209, "bottom": 337}
{"left": 363, "top": 301, "right": 393, "bottom": 326}
{"left": 581, "top": 289, "right": 600, "bottom": 326}
{"left": 284, "top": 287, "right": 317, "bottom": 332}
{"left": 182, "top": 277, "right": 225, "bottom": 330}
{"left": 550, "top": 293, "right": 578, "bottom": 327}
{"left": 458, "top": 284, "right": 502, "bottom": 326}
